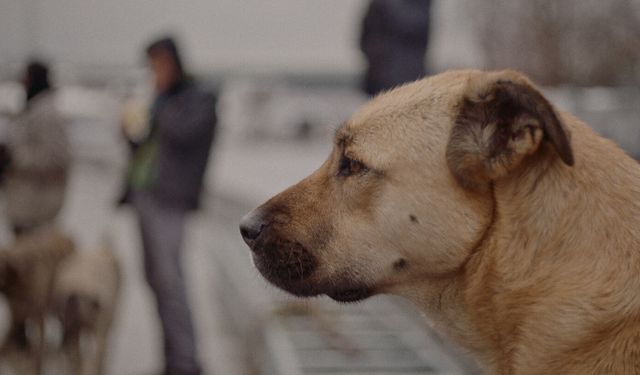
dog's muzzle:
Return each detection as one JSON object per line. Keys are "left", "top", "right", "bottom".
{"left": 240, "top": 208, "right": 318, "bottom": 288}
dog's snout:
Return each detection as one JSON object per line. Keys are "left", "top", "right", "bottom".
{"left": 240, "top": 221, "right": 264, "bottom": 242}
{"left": 240, "top": 210, "right": 267, "bottom": 244}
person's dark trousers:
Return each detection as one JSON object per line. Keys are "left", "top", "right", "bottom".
{"left": 133, "top": 192, "right": 202, "bottom": 375}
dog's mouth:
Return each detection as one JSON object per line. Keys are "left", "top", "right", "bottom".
{"left": 326, "top": 287, "right": 374, "bottom": 303}
{"left": 250, "top": 239, "right": 318, "bottom": 287}
{"left": 247, "top": 230, "right": 376, "bottom": 303}
{"left": 251, "top": 248, "right": 375, "bottom": 303}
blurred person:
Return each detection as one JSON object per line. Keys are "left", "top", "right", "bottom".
{"left": 120, "top": 36, "right": 216, "bottom": 375}
{"left": 360, "top": 0, "right": 432, "bottom": 96}
{"left": 0, "top": 60, "right": 70, "bottom": 236}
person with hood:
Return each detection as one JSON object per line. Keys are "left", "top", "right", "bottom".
{"left": 360, "top": 0, "right": 432, "bottom": 96}
{"left": 1, "top": 60, "right": 70, "bottom": 236}
{"left": 121, "top": 36, "right": 216, "bottom": 375}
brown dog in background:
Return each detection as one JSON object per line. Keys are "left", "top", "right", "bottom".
{"left": 52, "top": 238, "right": 121, "bottom": 375}
{"left": 241, "top": 70, "right": 640, "bottom": 374}
{"left": 0, "top": 226, "right": 74, "bottom": 373}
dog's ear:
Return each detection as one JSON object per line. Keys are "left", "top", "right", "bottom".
{"left": 446, "top": 70, "right": 574, "bottom": 191}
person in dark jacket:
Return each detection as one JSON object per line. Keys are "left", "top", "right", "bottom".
{"left": 123, "top": 36, "right": 216, "bottom": 375}
{"left": 360, "top": 0, "right": 432, "bottom": 96}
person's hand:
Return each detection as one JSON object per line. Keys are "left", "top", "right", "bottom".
{"left": 121, "top": 98, "right": 151, "bottom": 143}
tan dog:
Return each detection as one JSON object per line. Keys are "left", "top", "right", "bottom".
{"left": 240, "top": 70, "right": 640, "bottom": 374}
{"left": 52, "top": 239, "right": 121, "bottom": 375}
{"left": 0, "top": 227, "right": 74, "bottom": 373}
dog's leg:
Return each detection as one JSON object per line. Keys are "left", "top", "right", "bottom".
{"left": 93, "top": 312, "right": 114, "bottom": 375}
{"left": 6, "top": 319, "right": 29, "bottom": 349}
{"left": 33, "top": 316, "right": 46, "bottom": 375}
{"left": 62, "top": 328, "right": 82, "bottom": 375}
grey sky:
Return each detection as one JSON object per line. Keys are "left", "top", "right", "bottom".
{"left": 0, "top": 1, "right": 482, "bottom": 76}
{"left": 2, "top": 1, "right": 367, "bottom": 73}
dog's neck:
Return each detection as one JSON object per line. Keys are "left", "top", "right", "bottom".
{"left": 407, "top": 118, "right": 640, "bottom": 372}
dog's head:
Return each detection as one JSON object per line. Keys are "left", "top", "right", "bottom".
{"left": 240, "top": 70, "right": 573, "bottom": 302}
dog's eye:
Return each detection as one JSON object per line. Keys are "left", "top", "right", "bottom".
{"left": 338, "top": 156, "right": 368, "bottom": 177}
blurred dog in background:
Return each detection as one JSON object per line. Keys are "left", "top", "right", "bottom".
{"left": 0, "top": 226, "right": 74, "bottom": 374}
{"left": 0, "top": 229, "right": 121, "bottom": 375}
{"left": 52, "top": 237, "right": 121, "bottom": 375}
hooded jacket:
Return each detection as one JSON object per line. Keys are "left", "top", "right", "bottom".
{"left": 128, "top": 81, "right": 216, "bottom": 211}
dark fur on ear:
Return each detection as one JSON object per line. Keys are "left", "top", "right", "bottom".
{"left": 446, "top": 71, "right": 574, "bottom": 191}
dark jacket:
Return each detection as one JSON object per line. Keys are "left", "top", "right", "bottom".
{"left": 360, "top": 0, "right": 432, "bottom": 96}
{"left": 127, "top": 82, "right": 216, "bottom": 211}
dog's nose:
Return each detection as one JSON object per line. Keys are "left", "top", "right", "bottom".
{"left": 240, "top": 210, "right": 266, "bottom": 244}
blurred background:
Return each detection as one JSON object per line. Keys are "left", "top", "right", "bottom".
{"left": 0, "top": 1, "right": 639, "bottom": 374}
